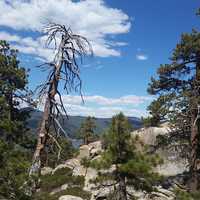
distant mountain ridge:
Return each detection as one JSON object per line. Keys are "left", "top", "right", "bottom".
{"left": 27, "top": 109, "right": 142, "bottom": 138}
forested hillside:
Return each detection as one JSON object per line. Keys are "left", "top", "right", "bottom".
{"left": 27, "top": 109, "right": 142, "bottom": 138}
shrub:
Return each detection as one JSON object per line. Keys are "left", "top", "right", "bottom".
{"left": 40, "top": 167, "right": 85, "bottom": 193}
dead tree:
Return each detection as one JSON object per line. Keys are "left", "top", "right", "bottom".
{"left": 29, "top": 23, "right": 92, "bottom": 178}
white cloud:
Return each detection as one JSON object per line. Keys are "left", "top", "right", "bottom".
{"left": 22, "top": 98, "right": 147, "bottom": 118}
{"left": 136, "top": 53, "right": 148, "bottom": 61}
{"left": 0, "top": 31, "right": 20, "bottom": 42}
{"left": 23, "top": 94, "right": 150, "bottom": 118}
{"left": 0, "top": 31, "right": 55, "bottom": 60}
{"left": 64, "top": 103, "right": 147, "bottom": 118}
{"left": 0, "top": 0, "right": 131, "bottom": 59}
{"left": 61, "top": 95, "right": 152, "bottom": 106}
{"left": 53, "top": 94, "right": 151, "bottom": 117}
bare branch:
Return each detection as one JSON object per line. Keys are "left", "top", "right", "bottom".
{"left": 30, "top": 23, "right": 93, "bottom": 187}
{"left": 48, "top": 132, "right": 62, "bottom": 161}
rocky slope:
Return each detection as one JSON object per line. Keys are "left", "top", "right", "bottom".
{"left": 40, "top": 126, "right": 188, "bottom": 200}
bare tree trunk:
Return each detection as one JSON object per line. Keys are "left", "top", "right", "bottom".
{"left": 189, "top": 60, "right": 200, "bottom": 191}
{"left": 30, "top": 50, "right": 63, "bottom": 176}
{"left": 189, "top": 111, "right": 199, "bottom": 191}
{"left": 118, "top": 173, "right": 127, "bottom": 200}
{"left": 115, "top": 118, "right": 128, "bottom": 200}
{"left": 28, "top": 23, "right": 92, "bottom": 194}
{"left": 5, "top": 89, "right": 14, "bottom": 143}
{"left": 32, "top": 98, "right": 50, "bottom": 171}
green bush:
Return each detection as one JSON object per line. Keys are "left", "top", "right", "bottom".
{"left": 175, "top": 189, "right": 200, "bottom": 200}
{"left": 175, "top": 189, "right": 193, "bottom": 200}
{"left": 0, "top": 139, "right": 32, "bottom": 200}
{"left": 53, "top": 167, "right": 73, "bottom": 177}
{"left": 40, "top": 167, "right": 85, "bottom": 192}
{"left": 35, "top": 168, "right": 88, "bottom": 200}
{"left": 40, "top": 167, "right": 71, "bottom": 192}
{"left": 174, "top": 189, "right": 200, "bottom": 200}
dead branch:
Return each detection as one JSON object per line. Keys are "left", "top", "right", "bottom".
{"left": 29, "top": 23, "right": 93, "bottom": 190}
{"left": 48, "top": 132, "right": 62, "bottom": 161}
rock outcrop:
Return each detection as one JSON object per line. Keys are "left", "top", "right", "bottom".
{"left": 41, "top": 126, "right": 187, "bottom": 200}
{"left": 132, "top": 126, "right": 188, "bottom": 176}
{"left": 41, "top": 166, "right": 53, "bottom": 175}
{"left": 59, "top": 195, "right": 83, "bottom": 200}
{"left": 78, "top": 141, "right": 103, "bottom": 160}
{"left": 131, "top": 125, "right": 169, "bottom": 146}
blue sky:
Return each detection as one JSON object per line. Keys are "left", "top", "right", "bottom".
{"left": 0, "top": 0, "right": 199, "bottom": 118}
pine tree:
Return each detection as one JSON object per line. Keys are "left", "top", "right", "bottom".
{"left": 0, "top": 139, "right": 31, "bottom": 200}
{"left": 142, "top": 94, "right": 173, "bottom": 127}
{"left": 91, "top": 113, "right": 162, "bottom": 200}
{"left": 0, "top": 40, "right": 32, "bottom": 199}
{"left": 0, "top": 40, "right": 31, "bottom": 144}
{"left": 78, "top": 116, "right": 96, "bottom": 145}
{"left": 147, "top": 29, "right": 200, "bottom": 191}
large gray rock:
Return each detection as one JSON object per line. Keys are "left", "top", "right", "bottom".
{"left": 88, "top": 141, "right": 103, "bottom": 158}
{"left": 78, "top": 145, "right": 90, "bottom": 159}
{"left": 132, "top": 126, "right": 188, "bottom": 176}
{"left": 155, "top": 156, "right": 188, "bottom": 176}
{"left": 148, "top": 187, "right": 175, "bottom": 200}
{"left": 73, "top": 164, "right": 86, "bottom": 176}
{"left": 131, "top": 126, "right": 169, "bottom": 146}
{"left": 52, "top": 163, "right": 71, "bottom": 174}
{"left": 78, "top": 141, "right": 103, "bottom": 160}
{"left": 91, "top": 186, "right": 114, "bottom": 200}
{"left": 65, "top": 158, "right": 81, "bottom": 169}
{"left": 84, "top": 167, "right": 98, "bottom": 191}
{"left": 59, "top": 195, "right": 83, "bottom": 200}
{"left": 41, "top": 167, "right": 53, "bottom": 175}
{"left": 53, "top": 158, "right": 80, "bottom": 174}
{"left": 50, "top": 183, "right": 69, "bottom": 195}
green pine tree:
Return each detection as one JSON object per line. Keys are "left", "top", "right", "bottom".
{"left": 0, "top": 40, "right": 31, "bottom": 144}
{"left": 0, "top": 40, "right": 33, "bottom": 199}
{"left": 91, "top": 113, "right": 162, "bottom": 200}
{"left": 147, "top": 28, "right": 200, "bottom": 191}
{"left": 78, "top": 116, "right": 96, "bottom": 145}
{"left": 142, "top": 94, "right": 173, "bottom": 127}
